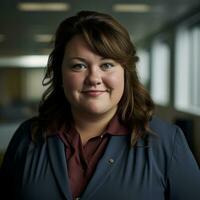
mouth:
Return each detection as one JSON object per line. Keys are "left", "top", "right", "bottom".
{"left": 81, "top": 90, "right": 108, "bottom": 97}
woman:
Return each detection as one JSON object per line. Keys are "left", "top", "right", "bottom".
{"left": 1, "top": 11, "right": 200, "bottom": 200}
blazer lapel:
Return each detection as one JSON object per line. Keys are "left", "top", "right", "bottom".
{"left": 81, "top": 135, "right": 128, "bottom": 199}
{"left": 47, "top": 136, "right": 72, "bottom": 200}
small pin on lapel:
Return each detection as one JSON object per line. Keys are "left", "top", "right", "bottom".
{"left": 108, "top": 158, "right": 114, "bottom": 164}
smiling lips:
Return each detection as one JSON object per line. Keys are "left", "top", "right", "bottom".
{"left": 82, "top": 90, "right": 107, "bottom": 97}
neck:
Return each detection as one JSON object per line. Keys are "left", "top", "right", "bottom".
{"left": 72, "top": 109, "right": 117, "bottom": 144}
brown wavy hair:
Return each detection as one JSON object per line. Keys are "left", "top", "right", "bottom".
{"left": 33, "top": 10, "right": 154, "bottom": 146}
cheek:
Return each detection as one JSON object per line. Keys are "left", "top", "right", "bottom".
{"left": 62, "top": 73, "right": 83, "bottom": 91}
{"left": 105, "top": 71, "right": 124, "bottom": 95}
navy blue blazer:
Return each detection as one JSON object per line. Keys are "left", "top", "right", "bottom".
{"left": 1, "top": 116, "right": 200, "bottom": 200}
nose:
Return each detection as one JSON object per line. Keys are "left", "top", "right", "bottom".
{"left": 85, "top": 67, "right": 102, "bottom": 86}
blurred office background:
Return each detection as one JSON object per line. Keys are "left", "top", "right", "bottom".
{"left": 0, "top": 0, "right": 200, "bottom": 165}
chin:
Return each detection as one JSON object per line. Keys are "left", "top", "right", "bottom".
{"left": 83, "top": 105, "right": 117, "bottom": 116}
{"left": 86, "top": 108, "right": 107, "bottom": 115}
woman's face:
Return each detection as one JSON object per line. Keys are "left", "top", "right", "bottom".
{"left": 61, "top": 34, "right": 124, "bottom": 118}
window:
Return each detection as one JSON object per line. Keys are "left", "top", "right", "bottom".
{"left": 137, "top": 49, "right": 150, "bottom": 86}
{"left": 151, "top": 39, "right": 170, "bottom": 106}
{"left": 175, "top": 25, "right": 200, "bottom": 115}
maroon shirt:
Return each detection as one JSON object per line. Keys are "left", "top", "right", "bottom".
{"left": 58, "top": 115, "right": 129, "bottom": 199}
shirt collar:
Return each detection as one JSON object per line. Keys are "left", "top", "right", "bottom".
{"left": 104, "top": 114, "right": 129, "bottom": 136}
{"left": 58, "top": 114, "right": 129, "bottom": 140}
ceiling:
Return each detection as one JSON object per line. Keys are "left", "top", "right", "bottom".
{"left": 0, "top": 0, "right": 200, "bottom": 56}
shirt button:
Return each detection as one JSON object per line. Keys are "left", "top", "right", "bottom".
{"left": 75, "top": 197, "right": 80, "bottom": 200}
{"left": 108, "top": 158, "right": 114, "bottom": 164}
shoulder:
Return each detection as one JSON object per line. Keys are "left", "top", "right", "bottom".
{"left": 148, "top": 116, "right": 188, "bottom": 151}
{"left": 0, "top": 118, "right": 37, "bottom": 173}
{"left": 12, "top": 117, "right": 36, "bottom": 141}
{"left": 149, "top": 116, "right": 181, "bottom": 146}
{"left": 149, "top": 116, "right": 178, "bottom": 136}
{"left": 147, "top": 116, "right": 186, "bottom": 168}
{"left": 147, "top": 116, "right": 198, "bottom": 171}
{"left": 16, "top": 117, "right": 35, "bottom": 132}
{"left": 5, "top": 117, "right": 38, "bottom": 156}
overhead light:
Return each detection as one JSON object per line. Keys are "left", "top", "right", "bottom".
{"left": 0, "top": 34, "right": 6, "bottom": 42}
{"left": 34, "top": 34, "right": 53, "bottom": 43}
{"left": 17, "top": 2, "right": 70, "bottom": 12}
{"left": 0, "top": 55, "right": 49, "bottom": 68}
{"left": 113, "top": 4, "right": 151, "bottom": 13}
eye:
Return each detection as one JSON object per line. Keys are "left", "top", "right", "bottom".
{"left": 71, "top": 63, "right": 87, "bottom": 71}
{"left": 101, "top": 63, "right": 114, "bottom": 70}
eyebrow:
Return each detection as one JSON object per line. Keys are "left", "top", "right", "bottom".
{"left": 67, "top": 56, "right": 114, "bottom": 62}
{"left": 67, "top": 57, "right": 87, "bottom": 62}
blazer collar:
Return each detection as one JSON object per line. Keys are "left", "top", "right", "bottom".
{"left": 47, "top": 134, "right": 128, "bottom": 200}
{"left": 47, "top": 136, "right": 73, "bottom": 200}
{"left": 81, "top": 135, "right": 128, "bottom": 199}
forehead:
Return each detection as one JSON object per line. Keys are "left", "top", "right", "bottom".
{"left": 64, "top": 35, "right": 91, "bottom": 55}
{"left": 63, "top": 34, "right": 104, "bottom": 61}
